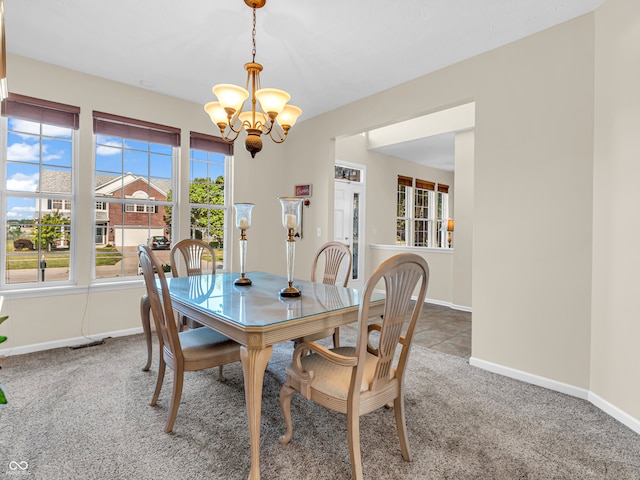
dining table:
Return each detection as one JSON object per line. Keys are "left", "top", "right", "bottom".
{"left": 162, "top": 270, "right": 385, "bottom": 480}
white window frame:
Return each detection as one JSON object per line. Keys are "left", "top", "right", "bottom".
{"left": 1, "top": 116, "right": 79, "bottom": 288}
{"left": 397, "top": 178, "right": 449, "bottom": 248}
{"left": 188, "top": 148, "right": 231, "bottom": 272}
{"left": 92, "top": 134, "right": 176, "bottom": 282}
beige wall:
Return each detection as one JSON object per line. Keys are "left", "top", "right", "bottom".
{"left": 452, "top": 130, "right": 474, "bottom": 309}
{"left": 591, "top": 0, "right": 640, "bottom": 420}
{"left": 369, "top": 245, "right": 454, "bottom": 304}
{"left": 1, "top": 0, "right": 638, "bottom": 432}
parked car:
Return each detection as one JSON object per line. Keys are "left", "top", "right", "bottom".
{"left": 148, "top": 236, "right": 170, "bottom": 250}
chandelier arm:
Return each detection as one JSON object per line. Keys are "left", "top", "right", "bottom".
{"left": 220, "top": 125, "right": 242, "bottom": 143}
{"left": 225, "top": 109, "right": 246, "bottom": 134}
{"left": 267, "top": 122, "right": 286, "bottom": 143}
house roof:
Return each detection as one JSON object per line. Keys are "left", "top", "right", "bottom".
{"left": 39, "top": 170, "right": 171, "bottom": 198}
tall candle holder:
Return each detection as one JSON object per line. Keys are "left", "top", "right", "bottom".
{"left": 233, "top": 203, "right": 254, "bottom": 286}
{"left": 278, "top": 196, "right": 303, "bottom": 297}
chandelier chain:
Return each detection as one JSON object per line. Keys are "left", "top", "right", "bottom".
{"left": 251, "top": 7, "right": 257, "bottom": 63}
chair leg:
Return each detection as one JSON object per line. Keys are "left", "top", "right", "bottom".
{"left": 278, "top": 384, "right": 296, "bottom": 445}
{"left": 332, "top": 327, "right": 341, "bottom": 348}
{"left": 150, "top": 357, "right": 166, "bottom": 407}
{"left": 218, "top": 365, "right": 224, "bottom": 381}
{"left": 140, "top": 295, "right": 152, "bottom": 371}
{"left": 347, "top": 409, "right": 364, "bottom": 480}
{"left": 165, "top": 368, "right": 184, "bottom": 433}
{"left": 393, "top": 394, "right": 411, "bottom": 461}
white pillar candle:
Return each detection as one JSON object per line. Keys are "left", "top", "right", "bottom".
{"left": 239, "top": 217, "right": 249, "bottom": 229}
{"left": 285, "top": 213, "right": 297, "bottom": 229}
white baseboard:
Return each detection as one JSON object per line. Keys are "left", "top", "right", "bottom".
{"left": 425, "top": 297, "right": 452, "bottom": 307}
{"left": 469, "top": 356, "right": 589, "bottom": 399}
{"left": 470, "top": 356, "right": 640, "bottom": 436}
{"left": 0, "top": 327, "right": 143, "bottom": 357}
{"left": 372, "top": 289, "right": 473, "bottom": 313}
{"left": 588, "top": 391, "right": 640, "bottom": 435}
{"left": 450, "top": 303, "right": 472, "bottom": 312}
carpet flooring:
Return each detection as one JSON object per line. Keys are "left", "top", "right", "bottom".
{"left": 1, "top": 330, "right": 639, "bottom": 479}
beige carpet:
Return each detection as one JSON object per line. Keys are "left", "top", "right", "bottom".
{"left": 1, "top": 330, "right": 639, "bottom": 479}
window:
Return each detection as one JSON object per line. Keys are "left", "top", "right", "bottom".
{"left": 189, "top": 132, "right": 232, "bottom": 271}
{"left": 435, "top": 183, "right": 449, "bottom": 248}
{"left": 1, "top": 94, "right": 79, "bottom": 286}
{"left": 397, "top": 176, "right": 449, "bottom": 248}
{"left": 396, "top": 175, "right": 411, "bottom": 245}
{"left": 335, "top": 165, "right": 361, "bottom": 182}
{"left": 49, "top": 199, "right": 72, "bottom": 210}
{"left": 93, "top": 111, "right": 179, "bottom": 279}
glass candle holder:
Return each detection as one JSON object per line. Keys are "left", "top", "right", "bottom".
{"left": 233, "top": 203, "right": 254, "bottom": 286}
{"left": 277, "top": 196, "right": 303, "bottom": 297}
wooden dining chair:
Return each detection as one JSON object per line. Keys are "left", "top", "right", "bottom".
{"left": 169, "top": 238, "right": 217, "bottom": 331}
{"left": 140, "top": 238, "right": 217, "bottom": 371}
{"left": 300, "top": 241, "right": 352, "bottom": 347}
{"left": 138, "top": 245, "right": 241, "bottom": 433}
{"left": 279, "top": 253, "right": 429, "bottom": 480}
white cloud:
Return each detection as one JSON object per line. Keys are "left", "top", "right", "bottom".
{"left": 9, "top": 119, "right": 39, "bottom": 135}
{"left": 44, "top": 152, "right": 63, "bottom": 162}
{"left": 42, "top": 124, "right": 72, "bottom": 137}
{"left": 7, "top": 142, "right": 40, "bottom": 161}
{"left": 7, "top": 172, "right": 39, "bottom": 192}
{"left": 7, "top": 205, "right": 36, "bottom": 219}
{"left": 7, "top": 142, "right": 63, "bottom": 163}
{"left": 9, "top": 119, "right": 71, "bottom": 139}
{"left": 97, "top": 141, "right": 122, "bottom": 156}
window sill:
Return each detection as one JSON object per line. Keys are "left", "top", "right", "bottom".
{"left": 1, "top": 278, "right": 145, "bottom": 299}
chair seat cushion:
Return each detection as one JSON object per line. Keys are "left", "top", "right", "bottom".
{"left": 299, "top": 346, "right": 383, "bottom": 400}
{"left": 178, "top": 327, "right": 239, "bottom": 360}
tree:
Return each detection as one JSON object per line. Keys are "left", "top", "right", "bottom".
{"left": 33, "top": 210, "right": 70, "bottom": 251}
{"left": 190, "top": 176, "right": 225, "bottom": 243}
{"left": 165, "top": 176, "right": 225, "bottom": 245}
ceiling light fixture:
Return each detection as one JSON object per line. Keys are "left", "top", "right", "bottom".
{"left": 204, "top": 0, "right": 302, "bottom": 158}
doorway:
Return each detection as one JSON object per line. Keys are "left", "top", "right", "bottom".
{"left": 334, "top": 162, "right": 365, "bottom": 291}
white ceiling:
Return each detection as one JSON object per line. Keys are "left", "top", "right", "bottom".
{"left": 4, "top": 0, "right": 606, "bottom": 168}
{"left": 371, "top": 132, "right": 457, "bottom": 172}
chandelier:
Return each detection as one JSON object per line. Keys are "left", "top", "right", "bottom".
{"left": 204, "top": 0, "right": 302, "bottom": 158}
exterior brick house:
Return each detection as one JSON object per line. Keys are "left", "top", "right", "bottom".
{"left": 38, "top": 170, "right": 170, "bottom": 247}
{"left": 95, "top": 173, "right": 170, "bottom": 246}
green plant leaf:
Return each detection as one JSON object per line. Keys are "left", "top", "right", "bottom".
{"left": 0, "top": 315, "right": 8, "bottom": 326}
{"left": 0, "top": 387, "right": 7, "bottom": 405}
{"left": 0, "top": 336, "right": 6, "bottom": 343}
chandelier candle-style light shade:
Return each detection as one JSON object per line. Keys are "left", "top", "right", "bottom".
{"left": 204, "top": 0, "right": 302, "bottom": 158}
{"left": 234, "top": 203, "right": 255, "bottom": 285}
{"left": 278, "top": 196, "right": 303, "bottom": 297}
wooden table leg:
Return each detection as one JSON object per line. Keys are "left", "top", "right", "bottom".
{"left": 140, "top": 294, "right": 152, "bottom": 371}
{"left": 240, "top": 345, "right": 273, "bottom": 480}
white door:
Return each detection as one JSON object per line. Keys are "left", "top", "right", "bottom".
{"left": 334, "top": 180, "right": 365, "bottom": 291}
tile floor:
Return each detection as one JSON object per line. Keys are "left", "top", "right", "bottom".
{"left": 412, "top": 303, "right": 472, "bottom": 358}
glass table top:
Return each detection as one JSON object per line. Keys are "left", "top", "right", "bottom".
{"left": 164, "top": 271, "right": 384, "bottom": 327}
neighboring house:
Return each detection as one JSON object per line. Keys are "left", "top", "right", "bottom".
{"left": 39, "top": 171, "right": 171, "bottom": 247}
